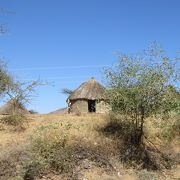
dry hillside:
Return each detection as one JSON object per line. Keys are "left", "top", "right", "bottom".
{"left": 0, "top": 114, "right": 179, "bottom": 180}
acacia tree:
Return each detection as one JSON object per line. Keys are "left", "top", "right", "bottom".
{"left": 61, "top": 88, "right": 73, "bottom": 95}
{"left": 0, "top": 61, "right": 43, "bottom": 115}
{"left": 0, "top": 62, "right": 42, "bottom": 114}
{"left": 6, "top": 80, "right": 41, "bottom": 114}
{"left": 0, "top": 8, "right": 41, "bottom": 114}
{"left": 0, "top": 60, "right": 13, "bottom": 96}
{"left": 105, "top": 43, "right": 179, "bottom": 144}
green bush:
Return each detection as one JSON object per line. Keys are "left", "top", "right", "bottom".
{"left": 23, "top": 124, "right": 75, "bottom": 179}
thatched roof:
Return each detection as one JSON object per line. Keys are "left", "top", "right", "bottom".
{"left": 0, "top": 99, "right": 30, "bottom": 115}
{"left": 68, "top": 78, "right": 107, "bottom": 100}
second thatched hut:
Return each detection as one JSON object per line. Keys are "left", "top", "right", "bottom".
{"left": 67, "top": 78, "right": 110, "bottom": 114}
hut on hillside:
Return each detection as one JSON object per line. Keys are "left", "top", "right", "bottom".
{"left": 67, "top": 78, "right": 110, "bottom": 114}
{"left": 0, "top": 99, "right": 30, "bottom": 115}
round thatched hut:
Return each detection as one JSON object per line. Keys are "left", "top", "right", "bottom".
{"left": 67, "top": 78, "right": 110, "bottom": 113}
{"left": 0, "top": 99, "right": 30, "bottom": 115}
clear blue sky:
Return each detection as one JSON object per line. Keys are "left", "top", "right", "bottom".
{"left": 0, "top": 0, "right": 180, "bottom": 113}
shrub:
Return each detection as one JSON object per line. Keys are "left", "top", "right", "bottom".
{"left": 104, "top": 43, "right": 179, "bottom": 146}
{"left": 0, "top": 114, "right": 28, "bottom": 130}
{"left": 0, "top": 143, "right": 30, "bottom": 180}
{"left": 23, "top": 124, "right": 75, "bottom": 179}
{"left": 23, "top": 122, "right": 113, "bottom": 179}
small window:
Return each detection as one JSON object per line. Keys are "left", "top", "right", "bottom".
{"left": 88, "top": 100, "right": 96, "bottom": 112}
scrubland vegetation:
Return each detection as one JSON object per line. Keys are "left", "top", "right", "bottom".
{"left": 0, "top": 113, "right": 179, "bottom": 180}
{"left": 0, "top": 44, "right": 179, "bottom": 179}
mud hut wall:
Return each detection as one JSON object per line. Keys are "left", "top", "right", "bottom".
{"left": 70, "top": 99, "right": 88, "bottom": 113}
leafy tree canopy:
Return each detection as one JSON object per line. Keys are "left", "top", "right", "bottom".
{"left": 105, "top": 43, "right": 179, "bottom": 138}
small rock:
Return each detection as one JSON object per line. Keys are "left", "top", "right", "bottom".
{"left": 118, "top": 172, "right": 122, "bottom": 177}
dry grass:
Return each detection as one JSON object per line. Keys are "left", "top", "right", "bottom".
{"left": 0, "top": 113, "right": 179, "bottom": 180}
{"left": 144, "top": 114, "right": 180, "bottom": 163}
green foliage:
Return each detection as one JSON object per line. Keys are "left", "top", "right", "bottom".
{"left": 105, "top": 43, "right": 179, "bottom": 137}
{"left": 0, "top": 60, "right": 13, "bottom": 96}
{"left": 23, "top": 123, "right": 75, "bottom": 179}
{"left": 154, "top": 85, "right": 180, "bottom": 117}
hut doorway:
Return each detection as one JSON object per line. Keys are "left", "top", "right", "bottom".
{"left": 88, "top": 100, "right": 96, "bottom": 112}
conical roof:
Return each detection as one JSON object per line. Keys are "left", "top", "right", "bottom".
{"left": 68, "top": 78, "right": 106, "bottom": 100}
{"left": 0, "top": 99, "right": 30, "bottom": 115}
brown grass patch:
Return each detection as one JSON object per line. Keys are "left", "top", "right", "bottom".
{"left": 0, "top": 113, "right": 179, "bottom": 179}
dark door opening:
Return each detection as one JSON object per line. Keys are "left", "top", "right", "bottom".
{"left": 88, "top": 100, "right": 96, "bottom": 112}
